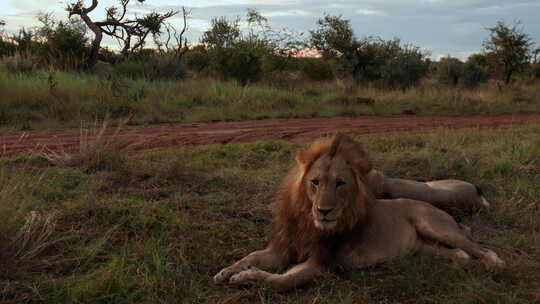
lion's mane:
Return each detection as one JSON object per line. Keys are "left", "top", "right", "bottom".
{"left": 269, "top": 135, "right": 376, "bottom": 265}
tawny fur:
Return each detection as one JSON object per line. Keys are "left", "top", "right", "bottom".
{"left": 365, "top": 170, "right": 491, "bottom": 216}
{"left": 214, "top": 134, "right": 504, "bottom": 291}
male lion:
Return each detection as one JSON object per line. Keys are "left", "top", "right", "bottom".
{"left": 214, "top": 135, "right": 504, "bottom": 291}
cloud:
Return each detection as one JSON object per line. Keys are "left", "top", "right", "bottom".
{"left": 0, "top": 0, "right": 538, "bottom": 58}
{"left": 355, "top": 8, "right": 387, "bottom": 16}
{"left": 264, "top": 9, "right": 313, "bottom": 17}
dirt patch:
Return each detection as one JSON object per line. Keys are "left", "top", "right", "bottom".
{"left": 1, "top": 114, "right": 539, "bottom": 157}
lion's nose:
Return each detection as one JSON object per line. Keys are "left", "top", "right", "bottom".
{"left": 317, "top": 208, "right": 333, "bottom": 217}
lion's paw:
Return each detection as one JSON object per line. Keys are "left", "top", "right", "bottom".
{"left": 214, "top": 264, "right": 251, "bottom": 284}
{"left": 482, "top": 250, "right": 505, "bottom": 269}
{"left": 229, "top": 267, "right": 264, "bottom": 285}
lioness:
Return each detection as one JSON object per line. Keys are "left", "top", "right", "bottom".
{"left": 366, "top": 169, "right": 491, "bottom": 216}
{"left": 214, "top": 135, "right": 504, "bottom": 291}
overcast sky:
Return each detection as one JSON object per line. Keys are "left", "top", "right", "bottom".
{"left": 1, "top": 0, "right": 539, "bottom": 60}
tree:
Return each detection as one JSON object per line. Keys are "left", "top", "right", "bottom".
{"left": 154, "top": 7, "right": 190, "bottom": 60}
{"left": 201, "top": 16, "right": 240, "bottom": 48}
{"left": 66, "top": 0, "right": 181, "bottom": 68}
{"left": 309, "top": 14, "right": 429, "bottom": 87}
{"left": 483, "top": 20, "right": 533, "bottom": 84}
{"left": 310, "top": 14, "right": 356, "bottom": 59}
{"left": 36, "top": 12, "right": 89, "bottom": 68}
{"left": 533, "top": 46, "right": 540, "bottom": 65}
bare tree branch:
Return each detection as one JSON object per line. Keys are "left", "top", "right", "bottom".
{"left": 66, "top": 0, "right": 179, "bottom": 67}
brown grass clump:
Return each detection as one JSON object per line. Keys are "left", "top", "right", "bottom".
{"left": 40, "top": 118, "right": 132, "bottom": 172}
{"left": 0, "top": 210, "right": 75, "bottom": 302}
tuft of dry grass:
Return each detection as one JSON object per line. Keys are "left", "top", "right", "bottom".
{"left": 13, "top": 210, "right": 59, "bottom": 261}
{"left": 40, "top": 117, "right": 133, "bottom": 172}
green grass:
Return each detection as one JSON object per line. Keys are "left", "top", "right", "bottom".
{"left": 1, "top": 125, "right": 539, "bottom": 303}
{"left": 1, "top": 65, "right": 539, "bottom": 131}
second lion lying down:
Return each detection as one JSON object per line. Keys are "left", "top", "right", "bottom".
{"left": 214, "top": 134, "right": 504, "bottom": 291}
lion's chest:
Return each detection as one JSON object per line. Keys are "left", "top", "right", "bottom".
{"left": 338, "top": 206, "right": 419, "bottom": 268}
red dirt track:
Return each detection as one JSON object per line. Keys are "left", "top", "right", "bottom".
{"left": 1, "top": 114, "right": 539, "bottom": 157}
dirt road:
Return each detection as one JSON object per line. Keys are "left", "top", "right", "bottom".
{"left": 1, "top": 114, "right": 539, "bottom": 157}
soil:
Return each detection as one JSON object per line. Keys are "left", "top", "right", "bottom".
{"left": 1, "top": 114, "right": 539, "bottom": 157}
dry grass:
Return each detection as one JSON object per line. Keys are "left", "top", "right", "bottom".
{"left": 39, "top": 117, "right": 134, "bottom": 172}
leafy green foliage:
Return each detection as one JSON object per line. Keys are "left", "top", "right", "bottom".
{"left": 213, "top": 41, "right": 263, "bottom": 85}
{"left": 380, "top": 45, "right": 430, "bottom": 90}
{"left": 201, "top": 16, "right": 241, "bottom": 48}
{"left": 36, "top": 12, "right": 90, "bottom": 69}
{"left": 483, "top": 20, "right": 534, "bottom": 84}
{"left": 310, "top": 14, "right": 356, "bottom": 58}
{"left": 435, "top": 55, "right": 489, "bottom": 88}
{"left": 436, "top": 56, "right": 464, "bottom": 87}
{"left": 0, "top": 13, "right": 89, "bottom": 70}
{"left": 462, "top": 59, "right": 489, "bottom": 88}
{"left": 199, "top": 12, "right": 290, "bottom": 84}
{"left": 309, "top": 15, "right": 429, "bottom": 88}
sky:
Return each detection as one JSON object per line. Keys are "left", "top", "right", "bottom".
{"left": 1, "top": 0, "right": 540, "bottom": 60}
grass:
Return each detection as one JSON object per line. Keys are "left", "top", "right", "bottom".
{"left": 0, "top": 64, "right": 539, "bottom": 131}
{"left": 0, "top": 124, "right": 539, "bottom": 303}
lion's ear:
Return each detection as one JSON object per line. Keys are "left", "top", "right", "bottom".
{"left": 350, "top": 157, "right": 372, "bottom": 175}
{"left": 295, "top": 148, "right": 309, "bottom": 167}
{"left": 338, "top": 136, "right": 372, "bottom": 175}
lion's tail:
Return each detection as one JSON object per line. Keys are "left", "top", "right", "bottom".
{"left": 475, "top": 186, "right": 491, "bottom": 208}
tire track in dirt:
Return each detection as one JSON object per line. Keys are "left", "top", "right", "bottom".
{"left": 1, "top": 114, "right": 539, "bottom": 157}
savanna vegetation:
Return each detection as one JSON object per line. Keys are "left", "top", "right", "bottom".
{"left": 1, "top": 125, "right": 539, "bottom": 303}
{"left": 0, "top": 3, "right": 539, "bottom": 130}
{"left": 1, "top": 2, "right": 540, "bottom": 303}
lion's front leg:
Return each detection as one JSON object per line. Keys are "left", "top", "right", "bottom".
{"left": 214, "top": 246, "right": 284, "bottom": 284}
{"left": 229, "top": 257, "right": 323, "bottom": 291}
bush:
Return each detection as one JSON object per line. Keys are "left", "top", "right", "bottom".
{"left": 436, "top": 56, "right": 463, "bottom": 87}
{"left": 212, "top": 41, "right": 263, "bottom": 84}
{"left": 533, "top": 63, "right": 540, "bottom": 79}
{"left": 110, "top": 55, "right": 186, "bottom": 80}
{"left": 2, "top": 53, "right": 38, "bottom": 75}
{"left": 380, "top": 47, "right": 429, "bottom": 90}
{"left": 114, "top": 60, "right": 154, "bottom": 79}
{"left": 295, "top": 58, "right": 334, "bottom": 81}
{"left": 462, "top": 60, "right": 489, "bottom": 88}
{"left": 0, "top": 37, "right": 17, "bottom": 58}
{"left": 152, "top": 55, "right": 186, "bottom": 80}
{"left": 183, "top": 45, "right": 212, "bottom": 72}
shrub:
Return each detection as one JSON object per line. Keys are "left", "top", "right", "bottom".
{"left": 183, "top": 45, "right": 212, "bottom": 72}
{"left": 380, "top": 46, "right": 429, "bottom": 90}
{"left": 110, "top": 55, "right": 186, "bottom": 80}
{"left": 533, "top": 63, "right": 540, "bottom": 79}
{"left": 213, "top": 41, "right": 263, "bottom": 84}
{"left": 152, "top": 55, "right": 187, "bottom": 80}
{"left": 462, "top": 60, "right": 489, "bottom": 88}
{"left": 436, "top": 56, "right": 464, "bottom": 87}
{"left": 2, "top": 53, "right": 38, "bottom": 75}
{"left": 0, "top": 37, "right": 17, "bottom": 58}
{"left": 295, "top": 58, "right": 334, "bottom": 81}
{"left": 114, "top": 59, "right": 154, "bottom": 79}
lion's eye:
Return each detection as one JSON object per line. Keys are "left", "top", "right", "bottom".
{"left": 311, "top": 179, "right": 319, "bottom": 186}
{"left": 336, "top": 180, "right": 346, "bottom": 188}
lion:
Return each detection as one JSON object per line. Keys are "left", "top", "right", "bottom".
{"left": 214, "top": 134, "right": 504, "bottom": 291}
{"left": 365, "top": 169, "right": 491, "bottom": 216}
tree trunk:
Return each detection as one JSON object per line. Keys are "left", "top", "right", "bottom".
{"left": 80, "top": 13, "right": 102, "bottom": 69}
{"left": 505, "top": 70, "right": 512, "bottom": 84}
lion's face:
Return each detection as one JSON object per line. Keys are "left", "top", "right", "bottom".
{"left": 304, "top": 154, "right": 359, "bottom": 231}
